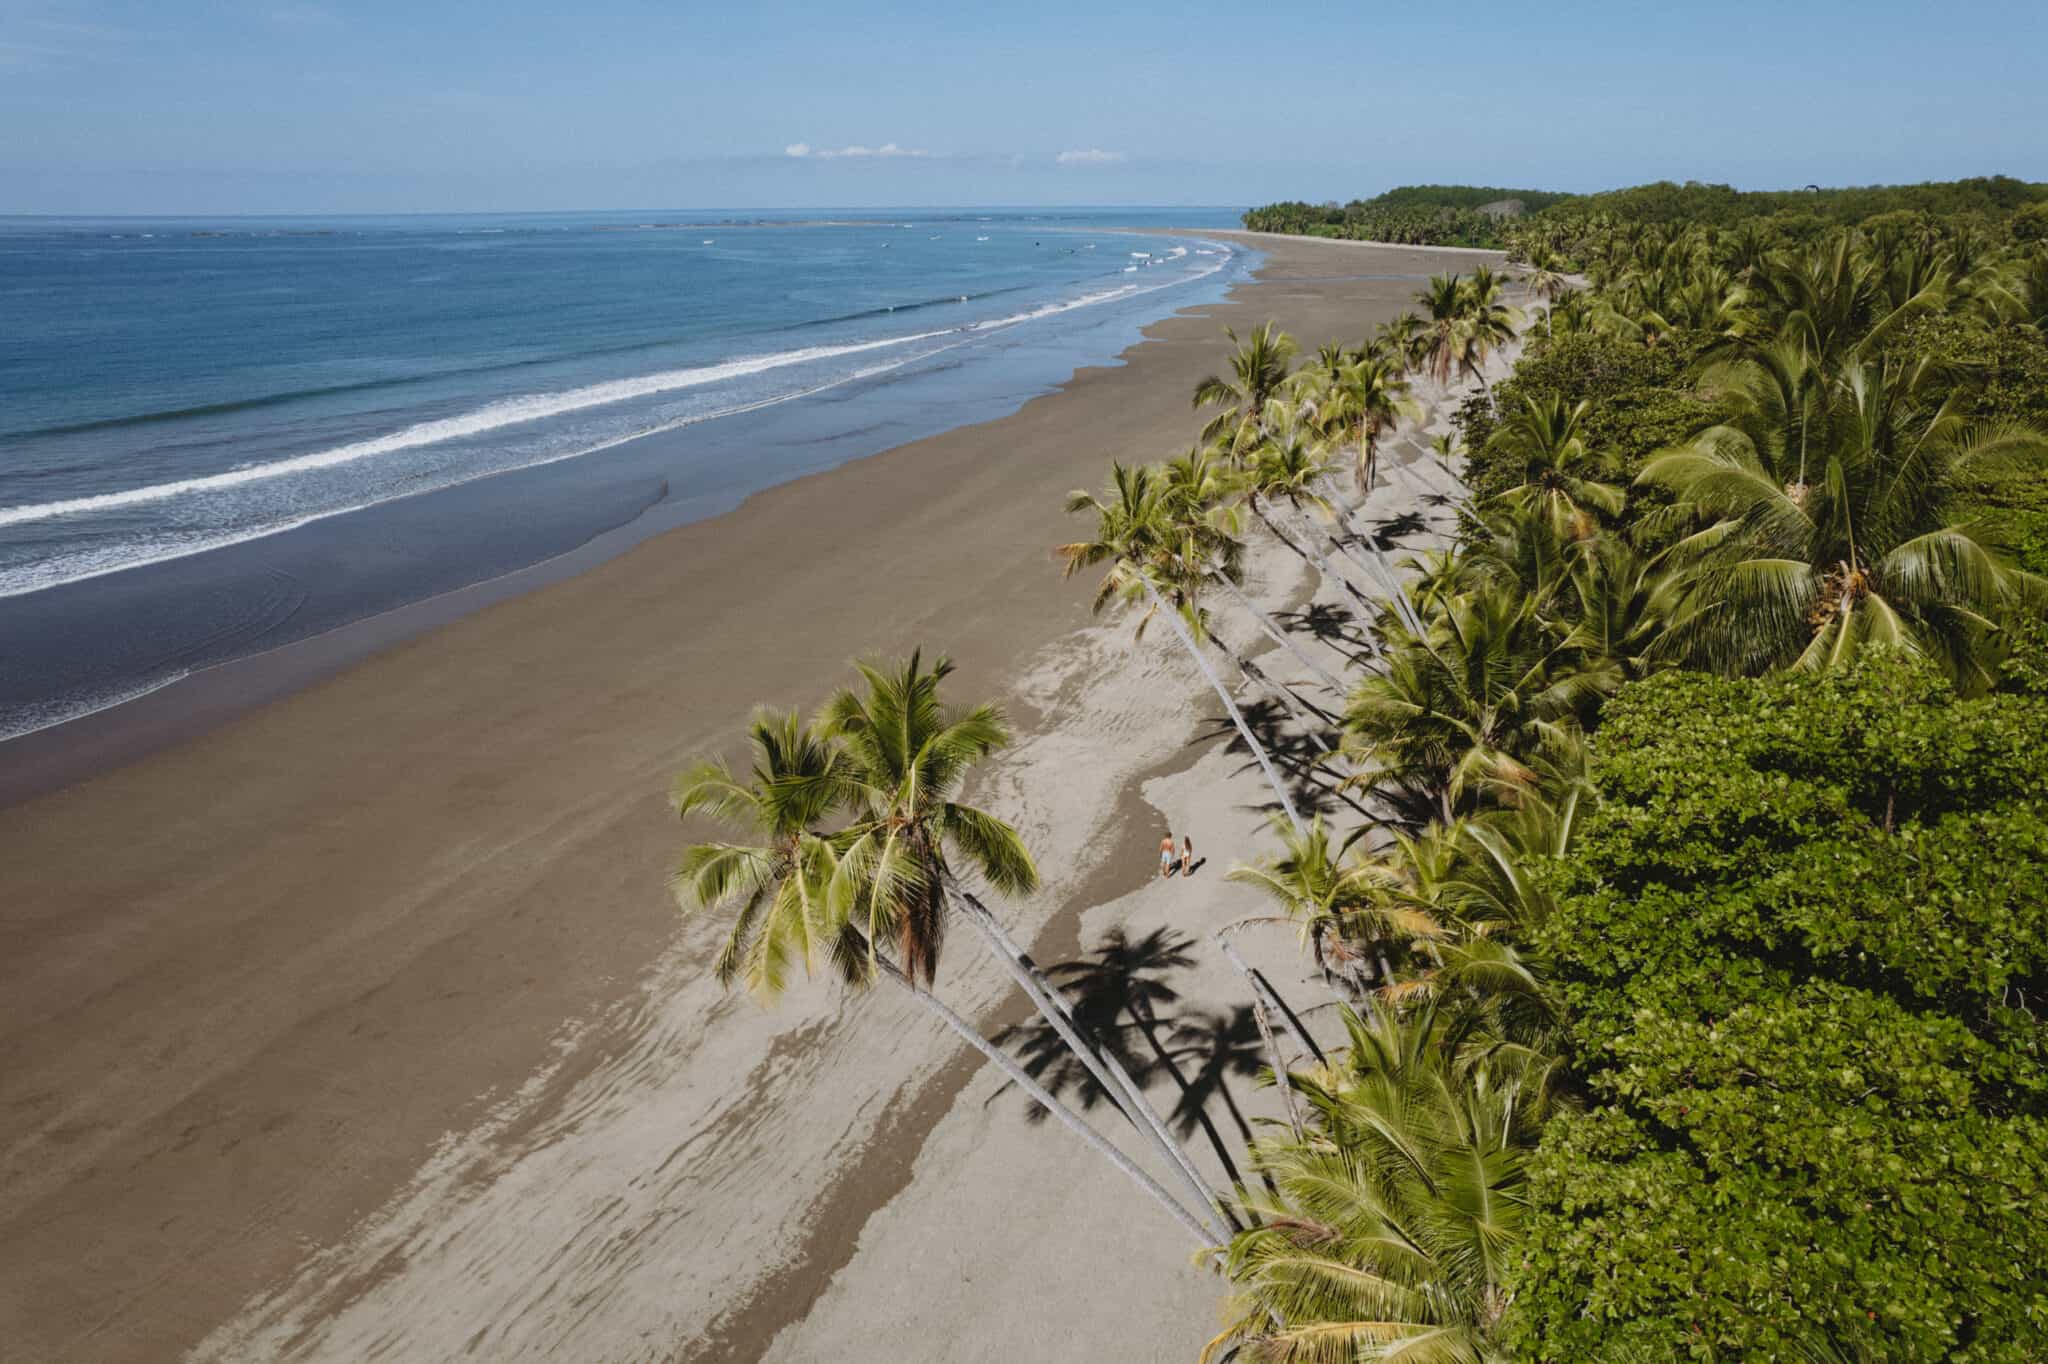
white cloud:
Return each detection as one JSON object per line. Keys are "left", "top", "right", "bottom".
{"left": 1056, "top": 148, "right": 1127, "bottom": 166}
{"left": 785, "top": 141, "right": 929, "bottom": 160}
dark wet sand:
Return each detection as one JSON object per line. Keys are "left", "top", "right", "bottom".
{"left": 0, "top": 234, "right": 1493, "bottom": 1363}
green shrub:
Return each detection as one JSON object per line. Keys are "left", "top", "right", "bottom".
{"left": 1508, "top": 656, "right": 2048, "bottom": 1362}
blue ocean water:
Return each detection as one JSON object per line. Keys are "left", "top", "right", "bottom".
{"left": 0, "top": 207, "right": 1250, "bottom": 741}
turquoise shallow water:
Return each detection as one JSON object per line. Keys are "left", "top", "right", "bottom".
{"left": 0, "top": 207, "right": 1250, "bottom": 736}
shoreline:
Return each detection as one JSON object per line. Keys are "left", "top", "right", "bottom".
{"left": 0, "top": 235, "right": 1501, "bottom": 1363}
{"left": 0, "top": 229, "right": 1248, "bottom": 808}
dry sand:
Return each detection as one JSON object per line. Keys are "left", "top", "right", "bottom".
{"left": 0, "top": 234, "right": 1504, "bottom": 1363}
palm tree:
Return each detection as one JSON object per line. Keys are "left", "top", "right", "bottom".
{"left": 1341, "top": 582, "right": 1621, "bottom": 822}
{"left": 824, "top": 651, "right": 1231, "bottom": 1233}
{"left": 1308, "top": 353, "right": 1421, "bottom": 495}
{"left": 1240, "top": 412, "right": 1389, "bottom": 632}
{"left": 671, "top": 709, "right": 860, "bottom": 998}
{"left": 1204, "top": 1003, "right": 1550, "bottom": 1364}
{"left": 1062, "top": 463, "right": 1308, "bottom": 832}
{"left": 820, "top": 650, "right": 1036, "bottom": 983}
{"left": 1416, "top": 272, "right": 1468, "bottom": 389}
{"left": 1701, "top": 333, "right": 1827, "bottom": 492}
{"left": 1640, "top": 358, "right": 2048, "bottom": 685}
{"left": 1522, "top": 250, "right": 1570, "bottom": 335}
{"left": 1457, "top": 266, "right": 1523, "bottom": 415}
{"left": 1194, "top": 321, "right": 1299, "bottom": 452}
{"left": 1161, "top": 445, "right": 1351, "bottom": 697}
{"left": 1482, "top": 395, "right": 1625, "bottom": 539}
{"left": 1373, "top": 311, "right": 1430, "bottom": 373}
{"left": 1226, "top": 816, "right": 1434, "bottom": 992}
{"left": 673, "top": 704, "right": 1220, "bottom": 1243}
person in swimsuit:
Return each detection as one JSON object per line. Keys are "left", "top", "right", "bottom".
{"left": 1159, "top": 834, "right": 1177, "bottom": 880}
{"left": 1181, "top": 835, "right": 1195, "bottom": 876}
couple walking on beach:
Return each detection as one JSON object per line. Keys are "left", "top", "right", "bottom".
{"left": 1158, "top": 832, "right": 1197, "bottom": 880}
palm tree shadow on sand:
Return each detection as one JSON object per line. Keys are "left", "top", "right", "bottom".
{"left": 1273, "top": 601, "right": 1377, "bottom": 668}
{"left": 988, "top": 927, "right": 1278, "bottom": 1194}
{"left": 1194, "top": 698, "right": 1365, "bottom": 822}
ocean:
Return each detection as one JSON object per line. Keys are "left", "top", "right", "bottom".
{"left": 0, "top": 207, "right": 1250, "bottom": 742}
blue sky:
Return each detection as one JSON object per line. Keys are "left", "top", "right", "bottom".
{"left": 4, "top": 0, "right": 2045, "bottom": 214}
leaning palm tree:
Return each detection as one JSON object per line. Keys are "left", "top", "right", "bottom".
{"left": 820, "top": 650, "right": 1037, "bottom": 985}
{"left": 823, "top": 651, "right": 1231, "bottom": 1234}
{"left": 1640, "top": 358, "right": 2048, "bottom": 685}
{"left": 1241, "top": 412, "right": 1388, "bottom": 631}
{"left": 1160, "top": 446, "right": 1349, "bottom": 697}
{"left": 673, "top": 703, "right": 1220, "bottom": 1243}
{"left": 1204, "top": 1003, "right": 1550, "bottom": 1364}
{"left": 1195, "top": 321, "right": 1299, "bottom": 452}
{"left": 1062, "top": 463, "right": 1307, "bottom": 832}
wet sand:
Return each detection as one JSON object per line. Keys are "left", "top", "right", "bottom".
{"left": 0, "top": 234, "right": 1501, "bottom": 1363}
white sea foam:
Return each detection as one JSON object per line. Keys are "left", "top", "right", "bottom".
{"left": 0, "top": 668, "right": 191, "bottom": 742}
{"left": 0, "top": 330, "right": 957, "bottom": 530}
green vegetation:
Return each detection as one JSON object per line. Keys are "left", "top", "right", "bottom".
{"left": 1205, "top": 178, "right": 2048, "bottom": 1358}
{"left": 1245, "top": 175, "right": 2048, "bottom": 252}
{"left": 1243, "top": 186, "right": 1567, "bottom": 248}
{"left": 1511, "top": 657, "right": 2048, "bottom": 1361}
{"left": 676, "top": 177, "right": 2048, "bottom": 1359}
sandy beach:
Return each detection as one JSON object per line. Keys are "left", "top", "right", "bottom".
{"left": 0, "top": 233, "right": 1503, "bottom": 1363}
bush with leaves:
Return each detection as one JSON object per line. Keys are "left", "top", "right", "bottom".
{"left": 1507, "top": 654, "right": 2048, "bottom": 1362}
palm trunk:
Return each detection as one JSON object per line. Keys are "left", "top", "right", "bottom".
{"left": 1252, "top": 494, "right": 1381, "bottom": 630}
{"left": 1270, "top": 498, "right": 1386, "bottom": 627}
{"left": 949, "top": 883, "right": 1233, "bottom": 1239}
{"left": 1211, "top": 933, "right": 1325, "bottom": 1145}
{"left": 1311, "top": 476, "right": 1427, "bottom": 637}
{"left": 873, "top": 951, "right": 1215, "bottom": 1245}
{"left": 1227, "top": 649, "right": 1332, "bottom": 756}
{"left": 1214, "top": 931, "right": 1327, "bottom": 1068}
{"left": 1211, "top": 572, "right": 1348, "bottom": 694}
{"left": 1143, "top": 576, "right": 1306, "bottom": 836}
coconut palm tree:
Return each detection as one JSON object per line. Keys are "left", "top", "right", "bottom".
{"left": 1162, "top": 447, "right": 1351, "bottom": 697}
{"left": 1341, "top": 582, "right": 1622, "bottom": 822}
{"left": 1226, "top": 816, "right": 1435, "bottom": 992}
{"left": 824, "top": 651, "right": 1232, "bottom": 1232}
{"left": 1062, "top": 463, "right": 1308, "bottom": 833}
{"left": 1373, "top": 311, "right": 1430, "bottom": 373}
{"left": 671, "top": 709, "right": 861, "bottom": 998}
{"left": 1639, "top": 358, "right": 2048, "bottom": 685}
{"left": 1204, "top": 1003, "right": 1551, "bottom": 1364}
{"left": 1239, "top": 412, "right": 1391, "bottom": 631}
{"left": 1194, "top": 321, "right": 1299, "bottom": 452}
{"left": 1307, "top": 353, "right": 1421, "bottom": 495}
{"left": 1457, "top": 266, "right": 1523, "bottom": 416}
{"left": 673, "top": 704, "right": 1220, "bottom": 1243}
{"left": 1416, "top": 272, "right": 1469, "bottom": 390}
{"left": 1482, "top": 395, "right": 1625, "bottom": 539}
{"left": 1521, "top": 250, "right": 1570, "bottom": 335}
{"left": 819, "top": 650, "right": 1037, "bottom": 983}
